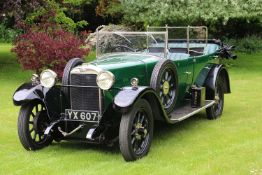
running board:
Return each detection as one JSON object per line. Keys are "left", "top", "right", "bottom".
{"left": 169, "top": 100, "right": 215, "bottom": 122}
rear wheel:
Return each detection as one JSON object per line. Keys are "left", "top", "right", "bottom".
{"left": 119, "top": 99, "right": 154, "bottom": 161}
{"left": 18, "top": 101, "right": 52, "bottom": 150}
{"left": 206, "top": 77, "right": 224, "bottom": 119}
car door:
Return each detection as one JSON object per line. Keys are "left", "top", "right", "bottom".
{"left": 185, "top": 56, "right": 194, "bottom": 88}
{"left": 170, "top": 54, "right": 193, "bottom": 103}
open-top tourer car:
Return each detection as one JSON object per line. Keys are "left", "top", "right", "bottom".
{"left": 13, "top": 26, "right": 236, "bottom": 161}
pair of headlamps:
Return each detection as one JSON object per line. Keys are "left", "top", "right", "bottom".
{"left": 39, "top": 69, "right": 114, "bottom": 90}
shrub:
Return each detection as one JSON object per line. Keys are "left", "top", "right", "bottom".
{"left": 224, "top": 36, "right": 262, "bottom": 53}
{"left": 11, "top": 7, "right": 90, "bottom": 78}
{"left": 0, "top": 23, "right": 21, "bottom": 43}
{"left": 12, "top": 29, "right": 90, "bottom": 78}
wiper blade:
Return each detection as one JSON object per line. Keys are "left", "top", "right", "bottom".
{"left": 146, "top": 33, "right": 158, "bottom": 44}
{"left": 113, "top": 32, "right": 132, "bottom": 44}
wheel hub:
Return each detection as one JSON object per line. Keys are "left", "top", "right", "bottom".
{"left": 135, "top": 123, "right": 147, "bottom": 139}
{"left": 163, "top": 81, "right": 170, "bottom": 95}
{"left": 135, "top": 123, "right": 143, "bottom": 129}
{"left": 215, "top": 95, "right": 220, "bottom": 104}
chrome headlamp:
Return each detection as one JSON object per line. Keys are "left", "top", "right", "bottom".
{"left": 96, "top": 71, "right": 115, "bottom": 90}
{"left": 40, "top": 69, "right": 57, "bottom": 88}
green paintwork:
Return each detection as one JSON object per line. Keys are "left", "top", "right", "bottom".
{"left": 89, "top": 43, "right": 220, "bottom": 113}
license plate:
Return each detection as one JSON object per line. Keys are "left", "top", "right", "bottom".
{"left": 65, "top": 109, "right": 100, "bottom": 122}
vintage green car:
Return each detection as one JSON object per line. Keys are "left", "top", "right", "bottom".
{"left": 13, "top": 26, "right": 236, "bottom": 161}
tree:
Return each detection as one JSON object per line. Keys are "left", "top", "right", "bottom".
{"left": 96, "top": 0, "right": 123, "bottom": 20}
{"left": 120, "top": 0, "right": 262, "bottom": 37}
{"left": 0, "top": 0, "right": 88, "bottom": 32}
{"left": 121, "top": 0, "right": 262, "bottom": 25}
{"left": 0, "top": 0, "right": 46, "bottom": 25}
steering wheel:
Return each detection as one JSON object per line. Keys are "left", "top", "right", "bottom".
{"left": 111, "top": 45, "right": 136, "bottom": 52}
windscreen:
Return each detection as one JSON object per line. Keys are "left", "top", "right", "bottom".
{"left": 96, "top": 31, "right": 167, "bottom": 58}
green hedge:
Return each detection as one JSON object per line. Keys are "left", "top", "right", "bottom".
{"left": 0, "top": 23, "right": 21, "bottom": 43}
{"left": 224, "top": 36, "right": 262, "bottom": 53}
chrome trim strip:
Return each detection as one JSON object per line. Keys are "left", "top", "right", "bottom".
{"left": 70, "top": 64, "right": 103, "bottom": 75}
{"left": 98, "top": 89, "right": 102, "bottom": 115}
{"left": 187, "top": 26, "right": 190, "bottom": 54}
{"left": 97, "top": 31, "right": 167, "bottom": 35}
{"left": 70, "top": 73, "right": 73, "bottom": 110}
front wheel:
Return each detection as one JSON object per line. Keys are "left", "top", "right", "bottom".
{"left": 119, "top": 99, "right": 154, "bottom": 161}
{"left": 18, "top": 101, "right": 53, "bottom": 150}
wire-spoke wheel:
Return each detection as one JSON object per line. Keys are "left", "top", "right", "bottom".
{"left": 206, "top": 77, "right": 224, "bottom": 119}
{"left": 119, "top": 99, "right": 153, "bottom": 161}
{"left": 131, "top": 110, "right": 150, "bottom": 155}
{"left": 18, "top": 101, "right": 53, "bottom": 150}
{"left": 159, "top": 69, "right": 176, "bottom": 109}
{"left": 150, "top": 59, "right": 178, "bottom": 114}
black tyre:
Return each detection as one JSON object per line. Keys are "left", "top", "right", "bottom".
{"left": 62, "top": 58, "right": 84, "bottom": 100}
{"left": 150, "top": 59, "right": 178, "bottom": 114}
{"left": 18, "top": 101, "right": 52, "bottom": 150}
{"left": 119, "top": 99, "right": 154, "bottom": 161}
{"left": 206, "top": 76, "right": 224, "bottom": 119}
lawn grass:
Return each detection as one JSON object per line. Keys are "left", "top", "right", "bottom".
{"left": 0, "top": 44, "right": 262, "bottom": 175}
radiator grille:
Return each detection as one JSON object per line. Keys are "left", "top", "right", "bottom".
{"left": 70, "top": 74, "right": 100, "bottom": 111}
